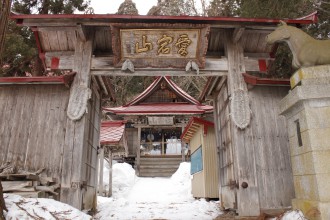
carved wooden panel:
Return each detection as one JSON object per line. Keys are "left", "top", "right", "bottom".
{"left": 111, "top": 23, "right": 210, "bottom": 69}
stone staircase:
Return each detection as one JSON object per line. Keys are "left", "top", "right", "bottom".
{"left": 137, "top": 156, "right": 182, "bottom": 177}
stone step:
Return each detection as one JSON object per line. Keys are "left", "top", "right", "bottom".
{"left": 139, "top": 162, "right": 182, "bottom": 165}
{"left": 140, "top": 167, "right": 178, "bottom": 173}
{"left": 140, "top": 157, "right": 182, "bottom": 162}
{"left": 140, "top": 164, "right": 180, "bottom": 169}
{"left": 139, "top": 172, "right": 174, "bottom": 177}
{"left": 137, "top": 156, "right": 182, "bottom": 177}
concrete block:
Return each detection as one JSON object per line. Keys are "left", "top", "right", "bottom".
{"left": 308, "top": 128, "right": 330, "bottom": 151}
{"left": 292, "top": 198, "right": 330, "bottom": 220}
{"left": 316, "top": 173, "right": 330, "bottom": 202}
{"left": 280, "top": 84, "right": 330, "bottom": 117}
{"left": 318, "top": 202, "right": 330, "bottom": 220}
{"left": 291, "top": 152, "right": 316, "bottom": 176}
{"left": 293, "top": 175, "right": 319, "bottom": 201}
{"left": 291, "top": 150, "right": 330, "bottom": 176}
{"left": 313, "top": 151, "right": 330, "bottom": 175}
{"left": 290, "top": 65, "right": 330, "bottom": 88}
{"left": 289, "top": 130, "right": 312, "bottom": 156}
{"left": 293, "top": 173, "right": 330, "bottom": 203}
{"left": 287, "top": 109, "right": 308, "bottom": 138}
{"left": 301, "top": 77, "right": 330, "bottom": 87}
{"left": 305, "top": 107, "right": 330, "bottom": 130}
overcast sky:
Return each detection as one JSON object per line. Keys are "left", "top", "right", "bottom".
{"left": 90, "top": 0, "right": 158, "bottom": 15}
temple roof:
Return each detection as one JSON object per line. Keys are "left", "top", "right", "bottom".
{"left": 181, "top": 117, "right": 214, "bottom": 142}
{"left": 104, "top": 76, "right": 213, "bottom": 115}
{"left": 100, "top": 121, "right": 126, "bottom": 145}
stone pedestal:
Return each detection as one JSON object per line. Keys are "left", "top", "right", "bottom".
{"left": 280, "top": 65, "right": 330, "bottom": 220}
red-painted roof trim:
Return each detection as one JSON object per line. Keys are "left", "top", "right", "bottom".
{"left": 243, "top": 73, "right": 290, "bottom": 86}
{"left": 30, "top": 27, "right": 46, "bottom": 69}
{"left": 10, "top": 11, "right": 317, "bottom": 25}
{"left": 296, "top": 11, "right": 318, "bottom": 22}
{"left": 0, "top": 73, "right": 76, "bottom": 86}
{"left": 124, "top": 76, "right": 162, "bottom": 106}
{"left": 124, "top": 76, "right": 200, "bottom": 107}
{"left": 165, "top": 77, "right": 200, "bottom": 105}
{"left": 181, "top": 117, "right": 214, "bottom": 141}
{"left": 107, "top": 109, "right": 206, "bottom": 114}
{"left": 101, "top": 120, "right": 126, "bottom": 126}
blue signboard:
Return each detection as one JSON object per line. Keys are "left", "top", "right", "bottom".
{"left": 191, "top": 146, "right": 203, "bottom": 174}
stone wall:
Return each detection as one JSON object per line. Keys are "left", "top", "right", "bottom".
{"left": 280, "top": 65, "right": 330, "bottom": 220}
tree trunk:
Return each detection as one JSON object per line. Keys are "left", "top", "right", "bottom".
{"left": 0, "top": 0, "right": 11, "bottom": 64}
{"left": 40, "top": 0, "right": 50, "bottom": 14}
{"left": 0, "top": 180, "right": 7, "bottom": 220}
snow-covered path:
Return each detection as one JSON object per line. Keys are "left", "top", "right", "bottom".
{"left": 94, "top": 162, "right": 221, "bottom": 220}
{"left": 3, "top": 162, "right": 307, "bottom": 220}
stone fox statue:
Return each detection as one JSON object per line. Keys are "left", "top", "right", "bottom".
{"left": 266, "top": 21, "right": 330, "bottom": 69}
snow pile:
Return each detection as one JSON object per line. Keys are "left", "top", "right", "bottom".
{"left": 112, "top": 162, "right": 137, "bottom": 198}
{"left": 95, "top": 162, "right": 221, "bottom": 220}
{"left": 281, "top": 210, "right": 307, "bottom": 220}
{"left": 170, "top": 162, "right": 193, "bottom": 200}
{"left": 100, "top": 159, "right": 116, "bottom": 191}
{"left": 3, "top": 193, "right": 91, "bottom": 220}
{"left": 100, "top": 160, "right": 137, "bottom": 197}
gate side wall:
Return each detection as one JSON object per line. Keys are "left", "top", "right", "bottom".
{"left": 214, "top": 85, "right": 295, "bottom": 211}
{"left": 246, "top": 86, "right": 295, "bottom": 209}
{"left": 0, "top": 84, "right": 69, "bottom": 180}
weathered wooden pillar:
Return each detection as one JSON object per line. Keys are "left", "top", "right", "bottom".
{"left": 60, "top": 27, "right": 94, "bottom": 210}
{"left": 108, "top": 149, "right": 112, "bottom": 197}
{"left": 136, "top": 126, "right": 141, "bottom": 176}
{"left": 98, "top": 147, "right": 104, "bottom": 196}
{"left": 224, "top": 31, "right": 260, "bottom": 216}
{"left": 0, "top": 180, "right": 7, "bottom": 220}
{"left": 181, "top": 126, "right": 186, "bottom": 162}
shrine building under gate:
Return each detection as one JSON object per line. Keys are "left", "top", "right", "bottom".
{"left": 104, "top": 76, "right": 213, "bottom": 177}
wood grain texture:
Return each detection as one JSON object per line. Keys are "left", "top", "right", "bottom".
{"left": 248, "top": 86, "right": 294, "bottom": 209}
{"left": 0, "top": 85, "right": 69, "bottom": 180}
{"left": 60, "top": 32, "right": 97, "bottom": 210}
{"left": 136, "top": 127, "right": 141, "bottom": 176}
{"left": 61, "top": 34, "right": 93, "bottom": 209}
{"left": 225, "top": 30, "right": 260, "bottom": 216}
{"left": 215, "top": 78, "right": 236, "bottom": 209}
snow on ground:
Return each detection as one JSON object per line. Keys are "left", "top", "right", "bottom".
{"left": 2, "top": 161, "right": 308, "bottom": 220}
{"left": 94, "top": 162, "right": 221, "bottom": 220}
{"left": 3, "top": 193, "right": 91, "bottom": 220}
{"left": 281, "top": 210, "right": 307, "bottom": 220}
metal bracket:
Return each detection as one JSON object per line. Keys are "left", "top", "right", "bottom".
{"left": 229, "top": 179, "right": 239, "bottom": 189}
{"left": 71, "top": 181, "right": 87, "bottom": 190}
{"left": 185, "top": 60, "right": 199, "bottom": 75}
{"left": 121, "top": 59, "right": 135, "bottom": 73}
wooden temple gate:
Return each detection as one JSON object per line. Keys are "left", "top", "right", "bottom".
{"left": 2, "top": 12, "right": 317, "bottom": 216}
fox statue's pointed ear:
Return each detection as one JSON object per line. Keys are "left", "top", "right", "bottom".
{"left": 279, "top": 20, "right": 287, "bottom": 26}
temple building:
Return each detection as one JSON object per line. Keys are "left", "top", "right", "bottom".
{"left": 104, "top": 76, "right": 213, "bottom": 177}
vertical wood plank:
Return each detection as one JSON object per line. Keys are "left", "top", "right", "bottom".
{"left": 0, "top": 85, "right": 69, "bottom": 181}
{"left": 246, "top": 86, "right": 294, "bottom": 210}
{"left": 108, "top": 149, "right": 112, "bottom": 197}
{"left": 0, "top": 86, "right": 18, "bottom": 163}
{"left": 136, "top": 127, "right": 141, "bottom": 176}
{"left": 225, "top": 30, "right": 260, "bottom": 216}
{"left": 98, "top": 148, "right": 104, "bottom": 196}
